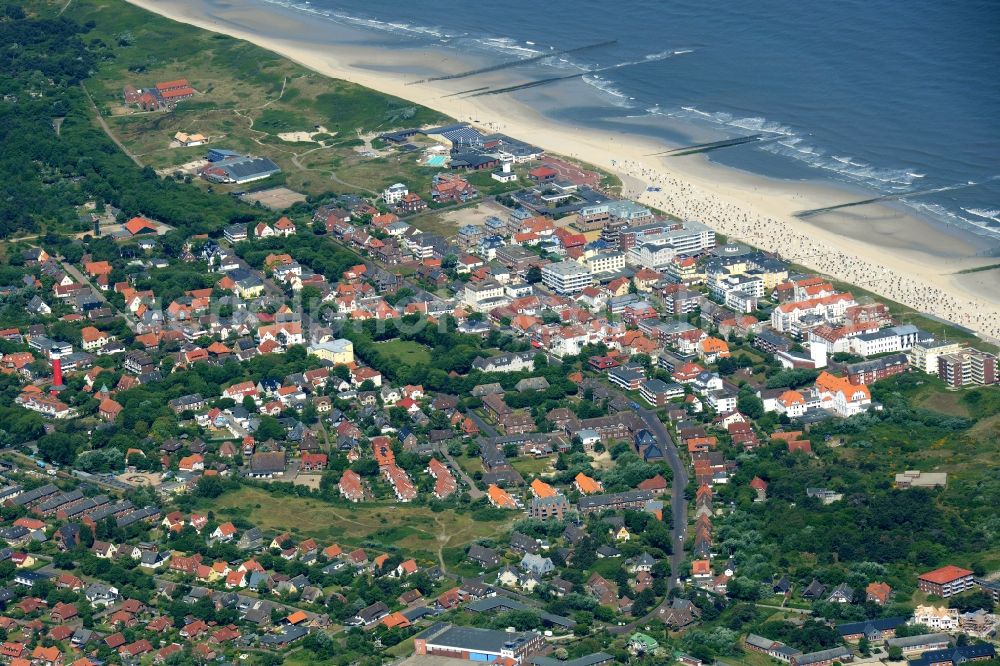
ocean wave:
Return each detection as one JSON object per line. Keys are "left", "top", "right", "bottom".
{"left": 470, "top": 36, "right": 544, "bottom": 57}
{"left": 262, "top": 0, "right": 459, "bottom": 39}
{"left": 909, "top": 202, "right": 1000, "bottom": 240}
{"left": 654, "top": 104, "right": 925, "bottom": 189}
{"left": 259, "top": 0, "right": 995, "bottom": 245}
{"left": 581, "top": 75, "right": 635, "bottom": 109}
{"left": 758, "top": 134, "right": 919, "bottom": 186}
{"left": 963, "top": 207, "right": 1000, "bottom": 220}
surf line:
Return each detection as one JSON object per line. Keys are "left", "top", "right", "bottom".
{"left": 795, "top": 177, "right": 1000, "bottom": 218}
{"left": 647, "top": 134, "right": 787, "bottom": 157}
{"left": 467, "top": 49, "right": 693, "bottom": 98}
{"left": 408, "top": 40, "right": 618, "bottom": 85}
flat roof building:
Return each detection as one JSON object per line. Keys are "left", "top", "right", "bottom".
{"left": 907, "top": 340, "right": 964, "bottom": 374}
{"left": 414, "top": 622, "right": 544, "bottom": 664}
{"left": 894, "top": 470, "right": 947, "bottom": 489}
{"left": 938, "top": 349, "right": 997, "bottom": 388}
{"left": 542, "top": 261, "right": 593, "bottom": 294}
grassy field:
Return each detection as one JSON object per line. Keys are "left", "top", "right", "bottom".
{"left": 510, "top": 455, "right": 555, "bottom": 478}
{"left": 404, "top": 212, "right": 458, "bottom": 239}
{"left": 452, "top": 453, "right": 483, "bottom": 477}
{"left": 209, "top": 487, "right": 513, "bottom": 561}
{"left": 61, "top": 0, "right": 448, "bottom": 196}
{"left": 375, "top": 339, "right": 432, "bottom": 366}
{"left": 719, "top": 651, "right": 777, "bottom": 666}
{"left": 828, "top": 376, "right": 1000, "bottom": 571}
{"left": 913, "top": 389, "right": 972, "bottom": 417}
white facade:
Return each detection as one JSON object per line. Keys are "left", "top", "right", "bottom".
{"left": 463, "top": 280, "right": 506, "bottom": 311}
{"left": 770, "top": 294, "right": 857, "bottom": 333}
{"left": 907, "top": 341, "right": 964, "bottom": 374}
{"left": 383, "top": 183, "right": 408, "bottom": 205}
{"left": 635, "top": 221, "right": 716, "bottom": 255}
{"left": 849, "top": 325, "right": 923, "bottom": 356}
{"left": 911, "top": 606, "right": 959, "bottom": 631}
{"left": 584, "top": 252, "right": 626, "bottom": 274}
{"left": 628, "top": 242, "right": 677, "bottom": 269}
{"left": 542, "top": 261, "right": 594, "bottom": 294}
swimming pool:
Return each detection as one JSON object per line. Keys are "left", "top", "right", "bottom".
{"left": 425, "top": 155, "right": 447, "bottom": 167}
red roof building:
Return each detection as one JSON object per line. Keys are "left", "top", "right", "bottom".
{"left": 528, "top": 165, "right": 558, "bottom": 182}
{"left": 917, "top": 565, "right": 975, "bottom": 597}
{"left": 124, "top": 217, "right": 158, "bottom": 236}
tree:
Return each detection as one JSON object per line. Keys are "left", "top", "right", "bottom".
{"left": 526, "top": 266, "right": 542, "bottom": 284}
{"left": 255, "top": 416, "right": 284, "bottom": 441}
{"left": 195, "top": 475, "right": 225, "bottom": 499}
{"left": 948, "top": 589, "right": 995, "bottom": 613}
{"left": 352, "top": 459, "right": 379, "bottom": 477}
{"left": 737, "top": 393, "right": 764, "bottom": 419}
{"left": 37, "top": 432, "right": 81, "bottom": 465}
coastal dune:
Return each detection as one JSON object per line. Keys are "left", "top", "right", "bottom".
{"left": 125, "top": 0, "right": 1000, "bottom": 343}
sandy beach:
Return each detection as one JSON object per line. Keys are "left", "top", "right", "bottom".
{"left": 126, "top": 0, "right": 1000, "bottom": 342}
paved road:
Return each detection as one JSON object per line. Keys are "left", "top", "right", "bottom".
{"left": 464, "top": 410, "right": 499, "bottom": 440}
{"left": 435, "top": 443, "right": 483, "bottom": 500}
{"left": 601, "top": 388, "right": 689, "bottom": 634}
{"left": 756, "top": 603, "right": 813, "bottom": 615}
{"left": 635, "top": 407, "right": 689, "bottom": 587}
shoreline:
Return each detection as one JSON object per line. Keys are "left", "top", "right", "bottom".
{"left": 123, "top": 0, "right": 1000, "bottom": 342}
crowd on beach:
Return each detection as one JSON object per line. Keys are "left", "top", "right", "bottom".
{"left": 615, "top": 159, "right": 1000, "bottom": 343}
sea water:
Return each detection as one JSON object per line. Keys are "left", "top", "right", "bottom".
{"left": 262, "top": 0, "right": 1000, "bottom": 248}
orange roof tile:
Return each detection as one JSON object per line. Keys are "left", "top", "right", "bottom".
{"left": 919, "top": 565, "right": 973, "bottom": 585}
{"left": 487, "top": 484, "right": 517, "bottom": 509}
{"left": 574, "top": 472, "right": 603, "bottom": 494}
{"left": 530, "top": 478, "right": 557, "bottom": 498}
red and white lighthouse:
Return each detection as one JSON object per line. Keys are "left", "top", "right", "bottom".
{"left": 50, "top": 355, "right": 64, "bottom": 395}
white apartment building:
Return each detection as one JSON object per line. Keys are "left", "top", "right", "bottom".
{"left": 383, "top": 183, "right": 408, "bottom": 205}
{"left": 645, "top": 221, "right": 716, "bottom": 255}
{"left": 463, "top": 280, "right": 509, "bottom": 312}
{"left": 709, "top": 273, "right": 764, "bottom": 313}
{"left": 849, "top": 324, "right": 925, "bottom": 356}
{"left": 709, "top": 273, "right": 765, "bottom": 299}
{"left": 584, "top": 252, "right": 626, "bottom": 274}
{"left": 628, "top": 242, "right": 677, "bottom": 270}
{"left": 542, "top": 261, "right": 594, "bottom": 294}
{"left": 907, "top": 340, "right": 964, "bottom": 373}
{"left": 911, "top": 606, "right": 960, "bottom": 631}
{"left": 770, "top": 293, "right": 857, "bottom": 333}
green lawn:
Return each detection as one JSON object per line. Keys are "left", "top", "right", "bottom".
{"left": 719, "top": 650, "right": 783, "bottom": 666}
{"left": 510, "top": 455, "right": 555, "bottom": 478}
{"left": 208, "top": 487, "right": 512, "bottom": 556}
{"left": 375, "top": 339, "right": 432, "bottom": 366}
{"left": 453, "top": 453, "right": 483, "bottom": 477}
